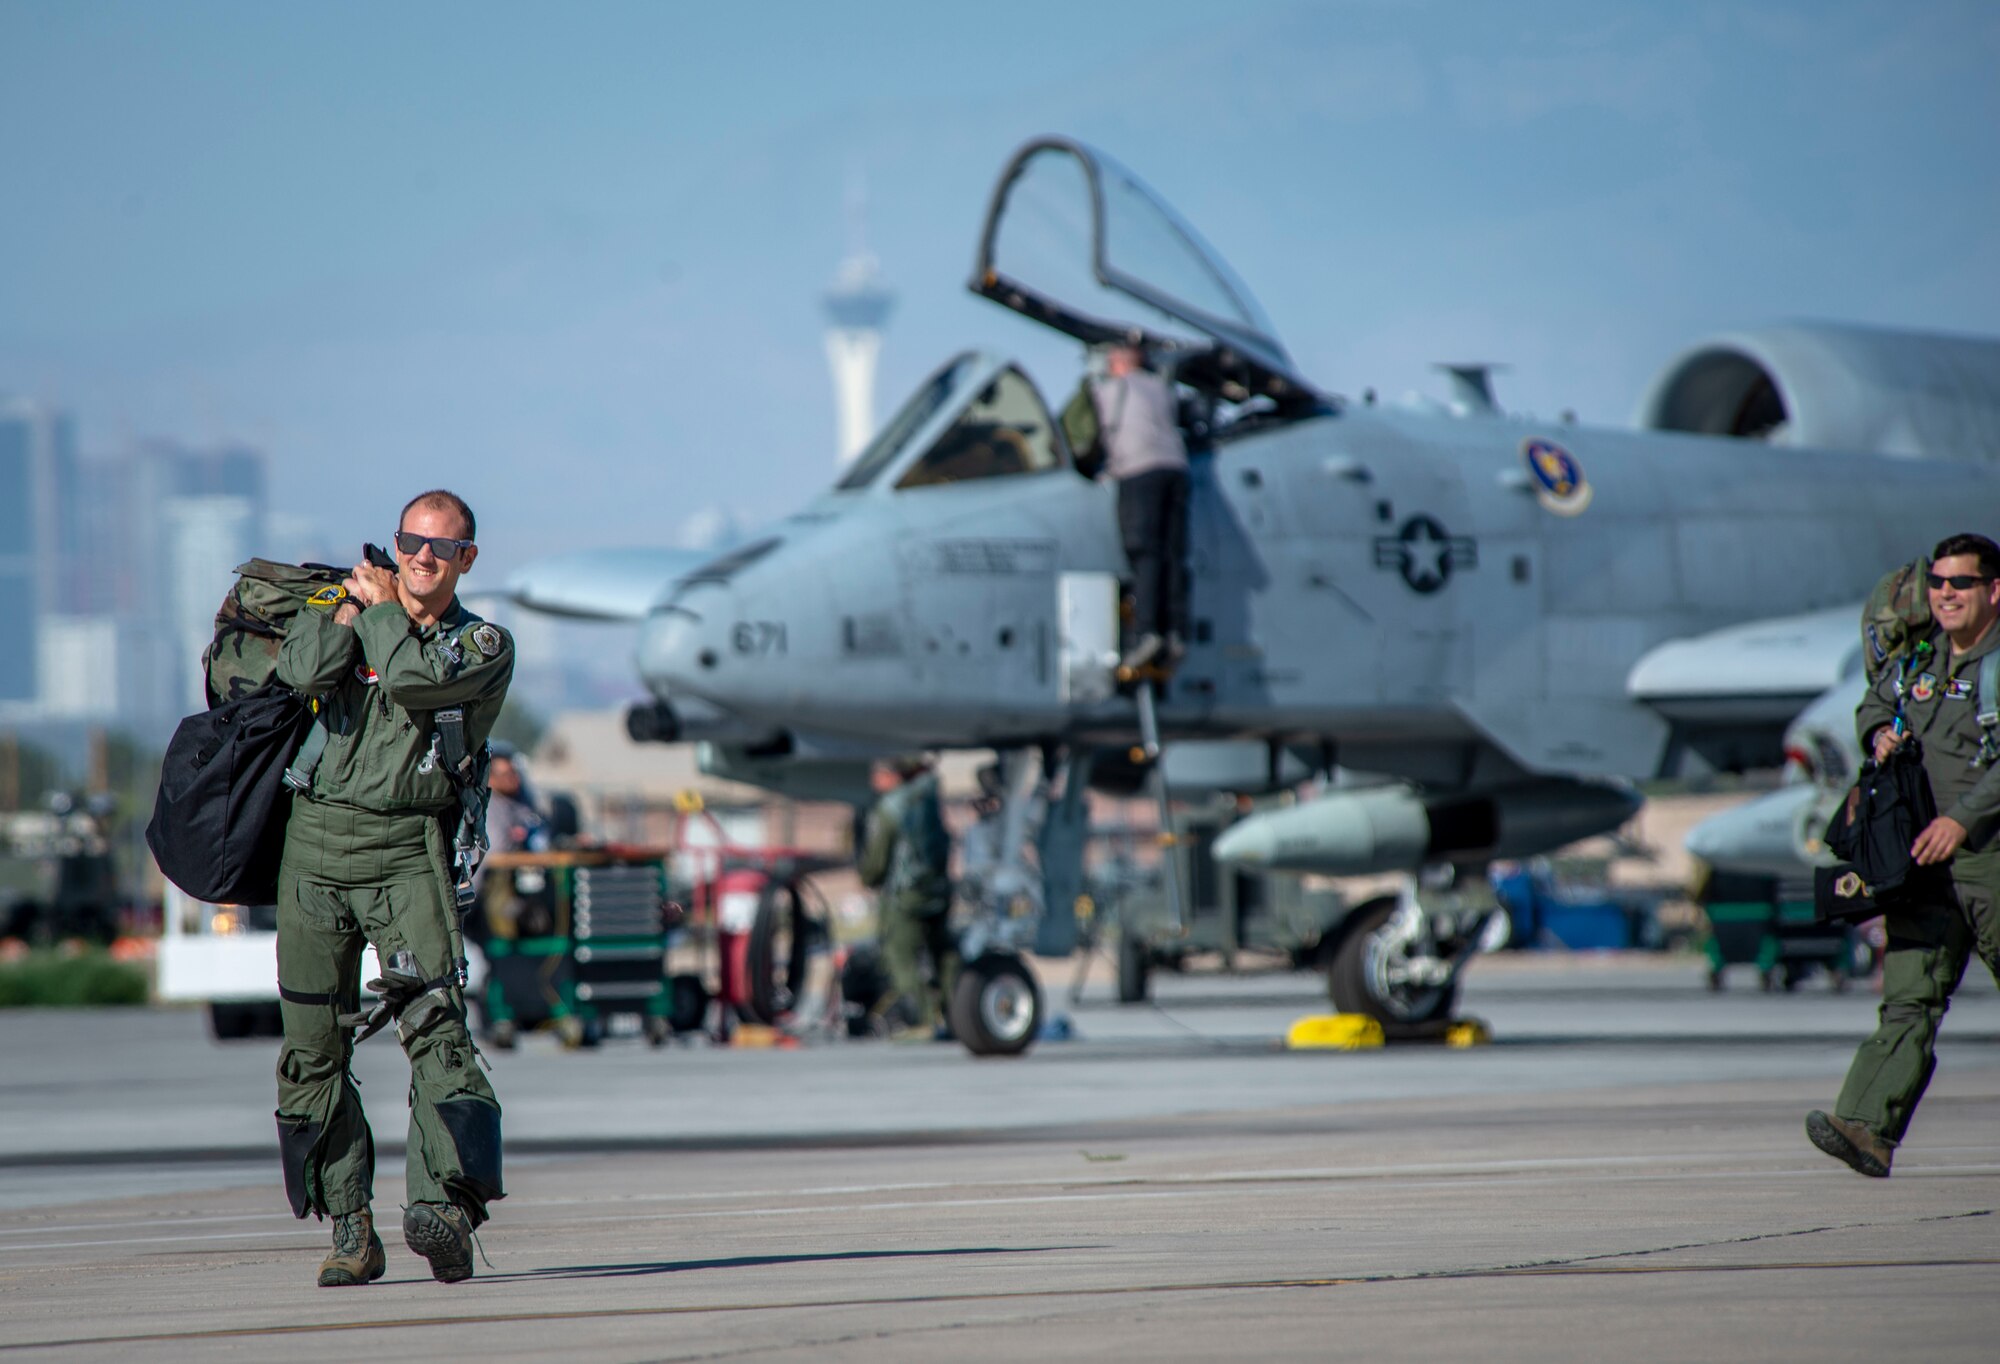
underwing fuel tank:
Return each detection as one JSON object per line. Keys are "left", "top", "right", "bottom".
{"left": 1211, "top": 780, "right": 1642, "bottom": 876}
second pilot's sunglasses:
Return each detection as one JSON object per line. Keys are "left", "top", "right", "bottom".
{"left": 1926, "top": 572, "right": 1994, "bottom": 591}
{"left": 394, "top": 531, "right": 474, "bottom": 560}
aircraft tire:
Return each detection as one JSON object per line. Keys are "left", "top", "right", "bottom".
{"left": 950, "top": 952, "right": 1043, "bottom": 1057}
{"left": 1326, "top": 897, "right": 1457, "bottom": 1026}
{"left": 1116, "top": 932, "right": 1150, "bottom": 1004}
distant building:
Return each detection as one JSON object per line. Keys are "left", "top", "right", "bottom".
{"left": 0, "top": 401, "right": 77, "bottom": 703}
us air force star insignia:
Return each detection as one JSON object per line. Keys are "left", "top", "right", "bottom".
{"left": 1373, "top": 514, "right": 1478, "bottom": 595}
{"left": 471, "top": 623, "right": 502, "bottom": 658}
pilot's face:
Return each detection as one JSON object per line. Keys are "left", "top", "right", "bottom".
{"left": 1928, "top": 552, "right": 2000, "bottom": 640}
{"left": 397, "top": 503, "right": 478, "bottom": 606}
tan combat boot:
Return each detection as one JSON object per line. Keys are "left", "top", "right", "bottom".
{"left": 1806, "top": 1110, "right": 1895, "bottom": 1178}
{"left": 403, "top": 1201, "right": 477, "bottom": 1283}
{"left": 317, "top": 1208, "right": 386, "bottom": 1286}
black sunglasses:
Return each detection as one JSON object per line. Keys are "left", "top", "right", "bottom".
{"left": 1926, "top": 572, "right": 1994, "bottom": 591}
{"left": 394, "top": 531, "right": 474, "bottom": 560}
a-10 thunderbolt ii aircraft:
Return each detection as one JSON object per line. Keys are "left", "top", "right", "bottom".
{"left": 508, "top": 135, "right": 2000, "bottom": 1055}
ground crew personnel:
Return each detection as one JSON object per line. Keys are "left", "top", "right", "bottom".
{"left": 271, "top": 489, "right": 514, "bottom": 1284}
{"left": 858, "top": 755, "right": 959, "bottom": 1040}
{"left": 1810, "top": 532, "right": 2000, "bottom": 1177}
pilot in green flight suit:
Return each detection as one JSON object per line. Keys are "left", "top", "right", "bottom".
{"left": 859, "top": 755, "right": 960, "bottom": 1039}
{"left": 272, "top": 491, "right": 514, "bottom": 1285}
{"left": 1810, "top": 533, "right": 2000, "bottom": 1178}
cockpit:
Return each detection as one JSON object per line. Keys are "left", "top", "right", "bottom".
{"left": 835, "top": 353, "right": 1072, "bottom": 494}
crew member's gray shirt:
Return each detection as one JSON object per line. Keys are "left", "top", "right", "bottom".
{"left": 1091, "top": 370, "right": 1188, "bottom": 480}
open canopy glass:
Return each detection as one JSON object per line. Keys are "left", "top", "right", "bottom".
{"left": 971, "top": 137, "right": 1312, "bottom": 406}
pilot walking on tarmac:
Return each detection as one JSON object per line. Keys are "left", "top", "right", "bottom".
{"left": 858, "top": 755, "right": 960, "bottom": 1041}
{"left": 1090, "top": 342, "right": 1191, "bottom": 671}
{"left": 272, "top": 489, "right": 514, "bottom": 1286}
{"left": 1810, "top": 532, "right": 2000, "bottom": 1177}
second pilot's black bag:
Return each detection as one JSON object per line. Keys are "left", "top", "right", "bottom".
{"left": 1820, "top": 739, "right": 1939, "bottom": 912}
{"left": 147, "top": 682, "right": 312, "bottom": 905}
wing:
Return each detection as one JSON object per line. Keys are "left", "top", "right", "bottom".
{"left": 1626, "top": 604, "right": 1862, "bottom": 731}
{"left": 499, "top": 548, "right": 708, "bottom": 622}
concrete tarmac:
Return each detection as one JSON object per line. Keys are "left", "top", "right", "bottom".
{"left": 1, "top": 955, "right": 1996, "bottom": 1361}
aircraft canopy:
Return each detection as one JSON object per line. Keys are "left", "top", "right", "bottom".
{"left": 971, "top": 136, "right": 1313, "bottom": 406}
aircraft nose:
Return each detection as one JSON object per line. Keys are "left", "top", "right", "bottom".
{"left": 636, "top": 605, "right": 725, "bottom": 699}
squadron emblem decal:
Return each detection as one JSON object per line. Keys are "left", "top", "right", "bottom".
{"left": 1523, "top": 437, "right": 1592, "bottom": 516}
{"left": 470, "top": 623, "right": 503, "bottom": 658}
{"left": 1909, "top": 673, "right": 1936, "bottom": 703}
{"left": 1374, "top": 515, "right": 1478, "bottom": 595}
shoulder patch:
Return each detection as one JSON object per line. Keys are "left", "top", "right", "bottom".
{"left": 470, "top": 623, "right": 504, "bottom": 658}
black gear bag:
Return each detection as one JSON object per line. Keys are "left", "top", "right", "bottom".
{"left": 147, "top": 682, "right": 313, "bottom": 905}
{"left": 1816, "top": 739, "right": 1944, "bottom": 922}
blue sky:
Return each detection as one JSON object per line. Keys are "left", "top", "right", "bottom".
{"left": 2, "top": 0, "right": 1996, "bottom": 580}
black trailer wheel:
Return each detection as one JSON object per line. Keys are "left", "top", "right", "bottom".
{"left": 1327, "top": 897, "right": 1458, "bottom": 1026}
{"left": 667, "top": 973, "right": 710, "bottom": 1035}
{"left": 950, "top": 951, "right": 1043, "bottom": 1057}
{"left": 1116, "top": 931, "right": 1150, "bottom": 1004}
{"left": 208, "top": 1002, "right": 251, "bottom": 1040}
{"left": 746, "top": 882, "right": 814, "bottom": 1026}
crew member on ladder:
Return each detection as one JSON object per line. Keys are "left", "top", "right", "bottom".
{"left": 1074, "top": 342, "right": 1191, "bottom": 672}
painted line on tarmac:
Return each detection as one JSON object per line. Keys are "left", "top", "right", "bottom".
{"left": 8, "top": 1255, "right": 2000, "bottom": 1353}
{"left": 4, "top": 1163, "right": 1997, "bottom": 1255}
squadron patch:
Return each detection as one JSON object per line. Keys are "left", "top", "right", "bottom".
{"left": 1909, "top": 672, "right": 1937, "bottom": 703}
{"left": 1522, "top": 437, "right": 1592, "bottom": 516}
{"left": 355, "top": 663, "right": 379, "bottom": 686}
{"left": 470, "top": 623, "right": 503, "bottom": 658}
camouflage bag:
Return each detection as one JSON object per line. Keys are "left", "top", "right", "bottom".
{"left": 203, "top": 559, "right": 350, "bottom": 708}
{"left": 1860, "top": 558, "right": 1931, "bottom": 684}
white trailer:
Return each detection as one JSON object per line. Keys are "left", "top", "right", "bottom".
{"left": 157, "top": 884, "right": 380, "bottom": 1039}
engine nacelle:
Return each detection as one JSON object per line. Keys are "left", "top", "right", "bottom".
{"left": 1638, "top": 322, "right": 2000, "bottom": 461}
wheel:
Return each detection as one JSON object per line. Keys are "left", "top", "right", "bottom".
{"left": 1326, "top": 896, "right": 1458, "bottom": 1026}
{"left": 644, "top": 1014, "right": 671, "bottom": 1047}
{"left": 746, "top": 882, "right": 813, "bottom": 1026}
{"left": 554, "top": 1014, "right": 586, "bottom": 1049}
{"left": 949, "top": 951, "right": 1043, "bottom": 1057}
{"left": 487, "top": 1018, "right": 518, "bottom": 1051}
{"left": 208, "top": 1002, "right": 253, "bottom": 1040}
{"left": 667, "top": 973, "right": 710, "bottom": 1035}
{"left": 1115, "top": 931, "right": 1150, "bottom": 1004}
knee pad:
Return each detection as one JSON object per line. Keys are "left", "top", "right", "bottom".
{"left": 275, "top": 1111, "right": 323, "bottom": 1219}
{"left": 433, "top": 1097, "right": 504, "bottom": 1222}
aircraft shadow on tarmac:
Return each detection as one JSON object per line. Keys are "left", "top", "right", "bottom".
{"left": 486, "top": 1244, "right": 1094, "bottom": 1283}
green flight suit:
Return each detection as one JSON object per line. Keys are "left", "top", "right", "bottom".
{"left": 858, "top": 772, "right": 959, "bottom": 1029}
{"left": 271, "top": 596, "right": 513, "bottom": 1225}
{"left": 1836, "top": 623, "right": 2000, "bottom": 1143}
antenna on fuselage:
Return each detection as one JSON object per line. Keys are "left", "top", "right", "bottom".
{"left": 1434, "top": 363, "right": 1507, "bottom": 416}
